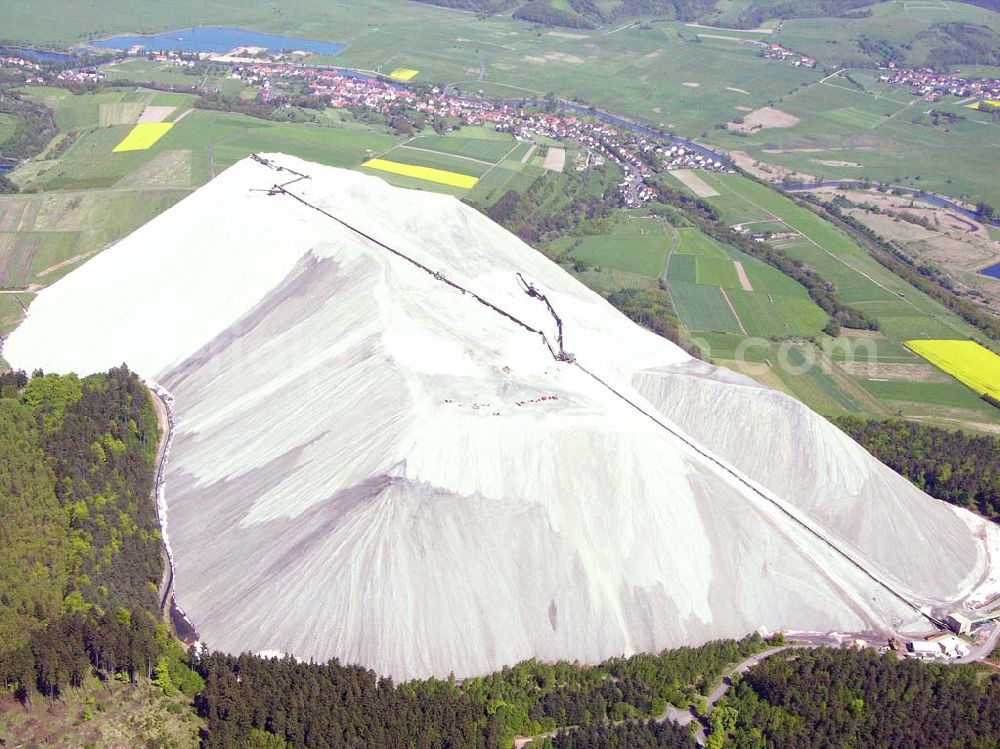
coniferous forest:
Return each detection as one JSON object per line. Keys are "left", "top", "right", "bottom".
{"left": 716, "top": 648, "right": 1000, "bottom": 749}
{"left": 0, "top": 366, "right": 168, "bottom": 701}
{"left": 834, "top": 416, "right": 1000, "bottom": 521}
{"left": 546, "top": 720, "right": 697, "bottom": 749}
{"left": 191, "top": 636, "right": 771, "bottom": 748}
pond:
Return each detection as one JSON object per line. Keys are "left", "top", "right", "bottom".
{"left": 1, "top": 45, "right": 79, "bottom": 64}
{"left": 87, "top": 27, "right": 346, "bottom": 56}
{"left": 981, "top": 262, "right": 1000, "bottom": 280}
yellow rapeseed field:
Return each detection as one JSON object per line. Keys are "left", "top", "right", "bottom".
{"left": 906, "top": 339, "right": 1000, "bottom": 400}
{"left": 966, "top": 99, "right": 1000, "bottom": 111}
{"left": 363, "top": 158, "right": 478, "bottom": 189}
{"left": 389, "top": 68, "right": 419, "bottom": 81}
{"left": 112, "top": 123, "right": 174, "bottom": 153}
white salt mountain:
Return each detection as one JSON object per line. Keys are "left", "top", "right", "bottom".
{"left": 5, "top": 155, "right": 997, "bottom": 680}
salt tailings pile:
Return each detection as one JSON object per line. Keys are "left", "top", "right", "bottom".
{"left": 5, "top": 154, "right": 997, "bottom": 680}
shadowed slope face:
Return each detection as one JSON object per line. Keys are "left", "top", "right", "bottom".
{"left": 4, "top": 155, "right": 996, "bottom": 680}
{"left": 632, "top": 363, "right": 982, "bottom": 600}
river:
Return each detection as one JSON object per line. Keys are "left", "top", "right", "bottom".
{"left": 783, "top": 181, "right": 1000, "bottom": 228}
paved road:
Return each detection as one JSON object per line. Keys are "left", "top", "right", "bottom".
{"left": 956, "top": 621, "right": 1000, "bottom": 664}
{"left": 622, "top": 162, "right": 643, "bottom": 206}
{"left": 658, "top": 703, "right": 704, "bottom": 745}
{"left": 514, "top": 644, "right": 811, "bottom": 748}
{"left": 148, "top": 389, "right": 175, "bottom": 617}
{"left": 702, "top": 644, "right": 812, "bottom": 709}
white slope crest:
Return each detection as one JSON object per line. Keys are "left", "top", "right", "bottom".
{"left": 4, "top": 154, "right": 998, "bottom": 680}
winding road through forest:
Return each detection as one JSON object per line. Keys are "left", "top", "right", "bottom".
{"left": 513, "top": 643, "right": 811, "bottom": 748}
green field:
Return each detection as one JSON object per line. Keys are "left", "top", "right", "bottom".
{"left": 465, "top": 138, "right": 542, "bottom": 205}
{"left": 674, "top": 228, "right": 729, "bottom": 258}
{"left": 9, "top": 89, "right": 402, "bottom": 192}
{"left": 861, "top": 378, "right": 993, "bottom": 410}
{"left": 667, "top": 253, "right": 698, "bottom": 283}
{"left": 469, "top": 162, "right": 541, "bottom": 204}
{"left": 730, "top": 291, "right": 830, "bottom": 339}
{"left": 571, "top": 229, "right": 669, "bottom": 278}
{"left": 406, "top": 133, "right": 518, "bottom": 163}
{"left": 373, "top": 145, "right": 492, "bottom": 178}
{"left": 359, "top": 127, "right": 540, "bottom": 195}
{"left": 15, "top": 87, "right": 186, "bottom": 131}
{"left": 0, "top": 114, "right": 15, "bottom": 146}
{"left": 696, "top": 256, "right": 741, "bottom": 287}
{"left": 0, "top": 189, "right": 190, "bottom": 287}
{"left": 0, "top": 88, "right": 419, "bottom": 294}
{"left": 671, "top": 281, "right": 743, "bottom": 334}
{"left": 700, "top": 66, "right": 1000, "bottom": 207}
{"left": 0, "top": 293, "right": 32, "bottom": 339}
{"left": 664, "top": 222, "right": 829, "bottom": 340}
{"left": 691, "top": 170, "right": 1000, "bottom": 427}
{"left": 774, "top": 344, "right": 870, "bottom": 415}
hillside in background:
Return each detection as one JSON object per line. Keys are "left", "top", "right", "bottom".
{"left": 408, "top": 0, "right": 999, "bottom": 29}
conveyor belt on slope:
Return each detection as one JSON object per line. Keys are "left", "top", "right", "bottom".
{"left": 249, "top": 154, "right": 945, "bottom": 631}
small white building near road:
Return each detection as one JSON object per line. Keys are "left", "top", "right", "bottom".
{"left": 928, "top": 633, "right": 971, "bottom": 659}
{"left": 907, "top": 641, "right": 940, "bottom": 658}
{"left": 907, "top": 635, "right": 970, "bottom": 660}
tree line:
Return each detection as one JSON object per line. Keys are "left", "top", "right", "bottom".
{"left": 833, "top": 416, "right": 1000, "bottom": 520}
{"left": 601, "top": 0, "right": 720, "bottom": 22}
{"left": 190, "top": 633, "right": 1000, "bottom": 748}
{"left": 190, "top": 635, "right": 770, "bottom": 748}
{"left": 514, "top": 1, "right": 597, "bottom": 28}
{"left": 0, "top": 88, "right": 58, "bottom": 171}
{"left": 734, "top": 0, "right": 875, "bottom": 28}
{"left": 408, "top": 0, "right": 519, "bottom": 14}
{"left": 606, "top": 287, "right": 697, "bottom": 354}
{"left": 922, "top": 22, "right": 1000, "bottom": 69}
